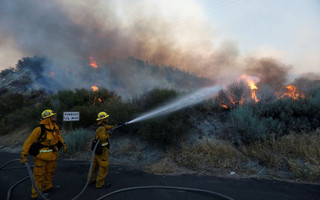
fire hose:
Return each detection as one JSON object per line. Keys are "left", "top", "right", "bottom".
{"left": 0, "top": 125, "right": 234, "bottom": 200}
{"left": 0, "top": 139, "right": 100, "bottom": 200}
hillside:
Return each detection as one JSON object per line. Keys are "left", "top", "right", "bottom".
{"left": 0, "top": 56, "right": 212, "bottom": 98}
{"left": 0, "top": 58, "right": 320, "bottom": 185}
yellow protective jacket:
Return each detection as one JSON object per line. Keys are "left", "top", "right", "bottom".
{"left": 95, "top": 121, "right": 115, "bottom": 149}
{"left": 21, "top": 118, "right": 66, "bottom": 161}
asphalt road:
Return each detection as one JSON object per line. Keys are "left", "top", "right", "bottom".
{"left": 1, "top": 152, "right": 319, "bottom": 200}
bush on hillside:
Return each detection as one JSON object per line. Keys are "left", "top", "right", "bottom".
{"left": 0, "top": 92, "right": 24, "bottom": 114}
{"left": 256, "top": 84, "right": 277, "bottom": 103}
{"left": 106, "top": 101, "right": 140, "bottom": 125}
{"left": 59, "top": 128, "right": 93, "bottom": 158}
{"left": 0, "top": 118, "right": 9, "bottom": 135}
{"left": 138, "top": 112, "right": 189, "bottom": 146}
{"left": 221, "top": 106, "right": 282, "bottom": 144}
{"left": 255, "top": 97, "right": 319, "bottom": 134}
{"left": 215, "top": 80, "right": 251, "bottom": 109}
{"left": 37, "top": 88, "right": 124, "bottom": 128}
{"left": 133, "top": 88, "right": 191, "bottom": 146}
{"left": 293, "top": 77, "right": 319, "bottom": 98}
{"left": 15, "top": 56, "right": 46, "bottom": 76}
{"left": 0, "top": 91, "right": 46, "bottom": 135}
{"left": 136, "top": 88, "right": 178, "bottom": 110}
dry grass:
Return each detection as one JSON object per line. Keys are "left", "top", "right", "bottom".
{"left": 118, "top": 140, "right": 137, "bottom": 155}
{"left": 169, "top": 140, "right": 247, "bottom": 173}
{"left": 143, "top": 157, "right": 177, "bottom": 174}
{"left": 239, "top": 131, "right": 320, "bottom": 181}
{"left": 0, "top": 127, "right": 30, "bottom": 145}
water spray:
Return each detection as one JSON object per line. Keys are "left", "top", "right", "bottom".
{"left": 114, "top": 86, "right": 221, "bottom": 128}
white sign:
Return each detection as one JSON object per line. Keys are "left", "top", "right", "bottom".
{"left": 63, "top": 112, "right": 80, "bottom": 121}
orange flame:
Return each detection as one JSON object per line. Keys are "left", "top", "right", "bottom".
{"left": 240, "top": 74, "right": 259, "bottom": 102}
{"left": 221, "top": 104, "right": 229, "bottom": 109}
{"left": 281, "top": 84, "right": 305, "bottom": 99}
{"left": 89, "top": 56, "right": 98, "bottom": 68}
{"left": 93, "top": 96, "right": 102, "bottom": 105}
{"left": 248, "top": 80, "right": 259, "bottom": 102}
{"left": 91, "top": 85, "right": 99, "bottom": 91}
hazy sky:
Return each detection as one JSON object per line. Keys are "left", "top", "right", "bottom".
{"left": 199, "top": 0, "right": 320, "bottom": 75}
{"left": 0, "top": 0, "right": 319, "bottom": 79}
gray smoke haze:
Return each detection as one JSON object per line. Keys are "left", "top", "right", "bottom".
{"left": 244, "top": 57, "right": 291, "bottom": 90}
{"left": 0, "top": 0, "right": 240, "bottom": 80}
{"left": 299, "top": 73, "right": 320, "bottom": 81}
{"left": 3, "top": 0, "right": 314, "bottom": 95}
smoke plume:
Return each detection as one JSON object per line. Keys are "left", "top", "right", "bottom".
{"left": 0, "top": 0, "right": 241, "bottom": 79}
{"left": 244, "top": 57, "right": 291, "bottom": 90}
{"left": 2, "top": 0, "right": 316, "bottom": 95}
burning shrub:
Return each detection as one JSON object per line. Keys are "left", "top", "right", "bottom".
{"left": 215, "top": 80, "right": 251, "bottom": 109}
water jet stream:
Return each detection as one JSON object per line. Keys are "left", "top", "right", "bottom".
{"left": 125, "top": 86, "right": 221, "bottom": 125}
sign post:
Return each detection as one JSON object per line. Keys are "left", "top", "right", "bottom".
{"left": 63, "top": 112, "right": 80, "bottom": 130}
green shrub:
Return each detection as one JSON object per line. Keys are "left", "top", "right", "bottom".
{"left": 60, "top": 128, "right": 93, "bottom": 157}
{"left": 106, "top": 101, "right": 141, "bottom": 125}
{"left": 36, "top": 88, "right": 123, "bottom": 128}
{"left": 136, "top": 88, "right": 178, "bottom": 110}
{"left": 221, "top": 106, "right": 282, "bottom": 144}
{"left": 0, "top": 92, "right": 24, "bottom": 114}
{"left": 0, "top": 118, "right": 9, "bottom": 135}
{"left": 130, "top": 88, "right": 191, "bottom": 146}
{"left": 255, "top": 97, "right": 319, "bottom": 134}
{"left": 6, "top": 107, "right": 40, "bottom": 128}
{"left": 138, "top": 111, "right": 189, "bottom": 146}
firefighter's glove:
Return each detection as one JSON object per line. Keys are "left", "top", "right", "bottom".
{"left": 117, "top": 122, "right": 125, "bottom": 127}
{"left": 63, "top": 145, "right": 68, "bottom": 153}
{"left": 20, "top": 155, "right": 28, "bottom": 164}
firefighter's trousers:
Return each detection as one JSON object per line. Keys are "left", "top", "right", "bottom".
{"left": 88, "top": 149, "right": 109, "bottom": 188}
{"left": 31, "top": 159, "right": 57, "bottom": 198}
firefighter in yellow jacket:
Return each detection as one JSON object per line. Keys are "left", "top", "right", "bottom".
{"left": 88, "top": 111, "right": 115, "bottom": 188}
{"left": 20, "top": 109, "right": 67, "bottom": 199}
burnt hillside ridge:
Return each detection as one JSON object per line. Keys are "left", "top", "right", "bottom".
{"left": 0, "top": 56, "right": 212, "bottom": 97}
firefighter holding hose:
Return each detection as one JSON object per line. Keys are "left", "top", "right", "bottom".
{"left": 20, "top": 109, "right": 68, "bottom": 199}
{"left": 88, "top": 111, "right": 122, "bottom": 189}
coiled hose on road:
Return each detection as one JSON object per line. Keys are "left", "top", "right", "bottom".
{"left": 0, "top": 140, "right": 234, "bottom": 200}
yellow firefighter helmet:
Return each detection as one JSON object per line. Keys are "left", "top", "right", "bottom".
{"left": 96, "top": 111, "right": 109, "bottom": 121}
{"left": 41, "top": 109, "right": 57, "bottom": 119}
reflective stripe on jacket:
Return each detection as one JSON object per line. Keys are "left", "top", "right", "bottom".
{"left": 40, "top": 149, "right": 53, "bottom": 153}
{"left": 95, "top": 122, "right": 115, "bottom": 149}
{"left": 21, "top": 118, "right": 66, "bottom": 161}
